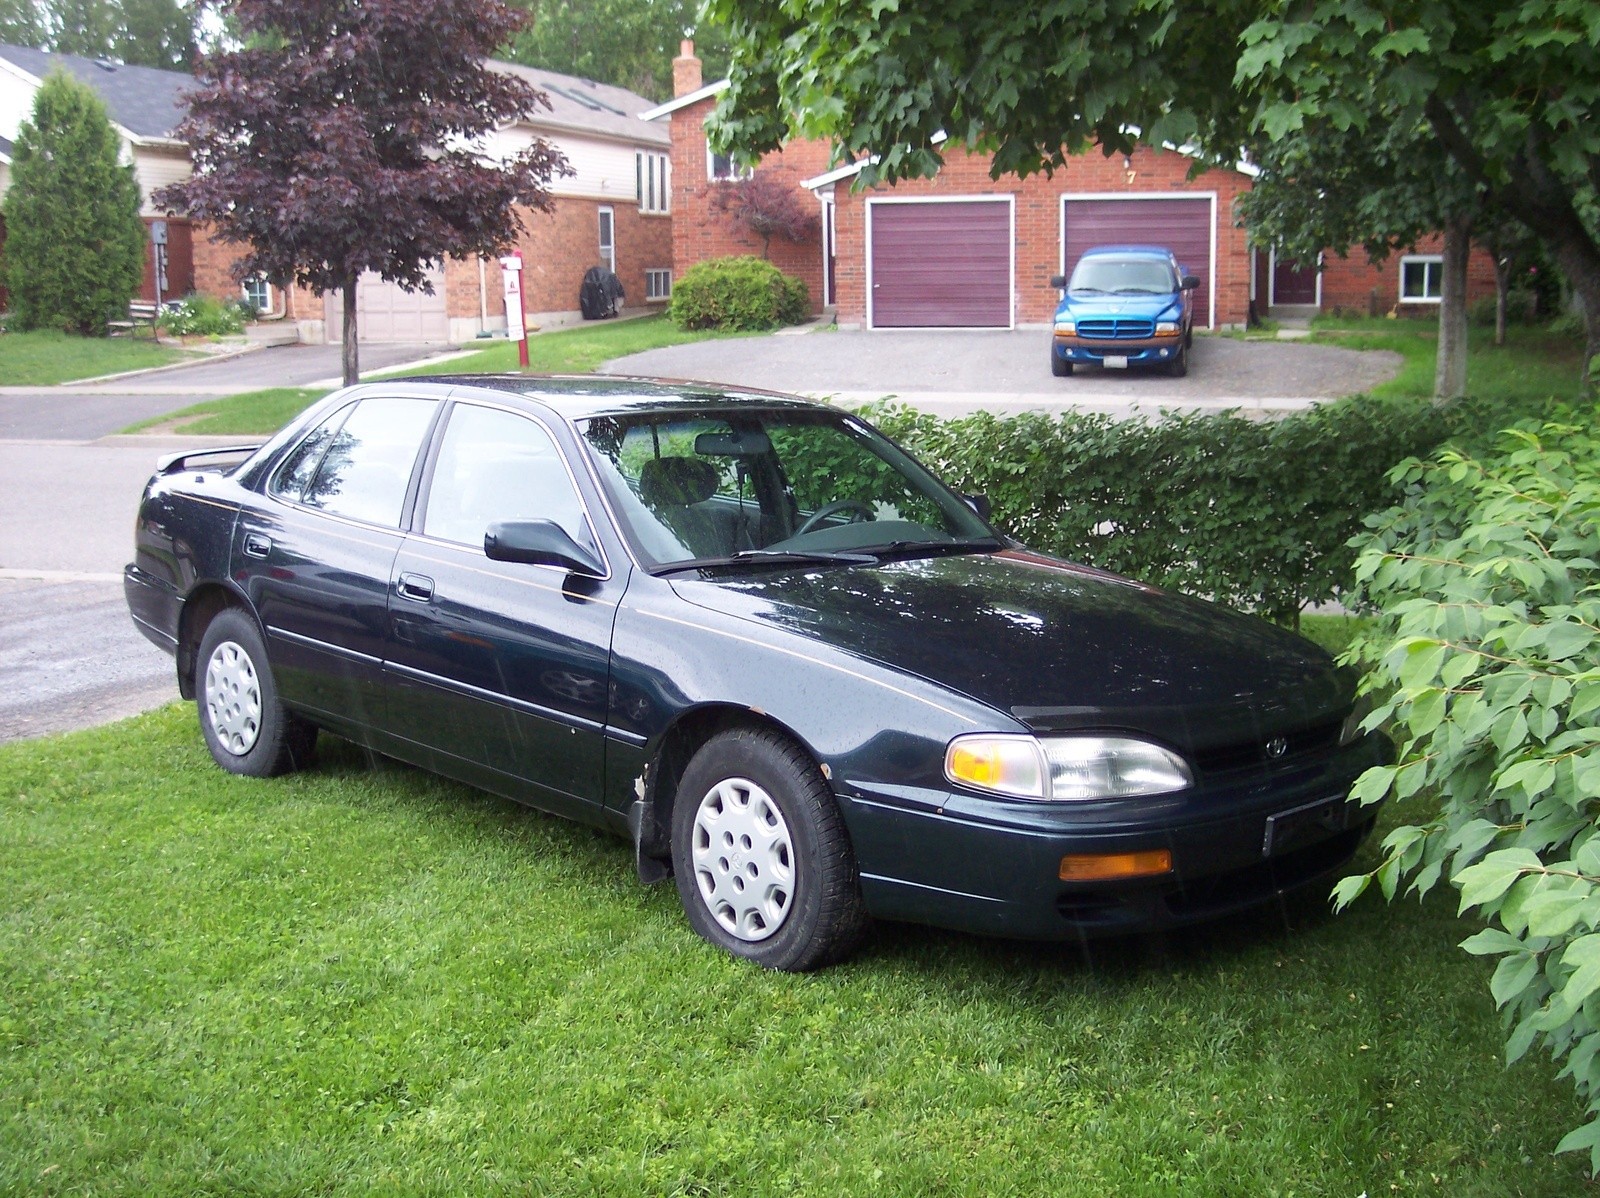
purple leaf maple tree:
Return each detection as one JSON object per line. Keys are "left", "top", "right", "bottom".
{"left": 156, "top": 0, "right": 569, "bottom": 384}
{"left": 705, "top": 170, "right": 819, "bottom": 259}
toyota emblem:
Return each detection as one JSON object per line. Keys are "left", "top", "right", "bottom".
{"left": 1265, "top": 737, "right": 1289, "bottom": 760}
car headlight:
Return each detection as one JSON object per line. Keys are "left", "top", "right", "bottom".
{"left": 1054, "top": 320, "right": 1076, "bottom": 335}
{"left": 1155, "top": 320, "right": 1180, "bottom": 335}
{"left": 945, "top": 733, "right": 1192, "bottom": 801}
{"left": 1339, "top": 694, "right": 1374, "bottom": 746}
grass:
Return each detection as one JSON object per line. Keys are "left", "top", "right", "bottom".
{"left": 2, "top": 704, "right": 1587, "bottom": 1196}
{"left": 125, "top": 315, "right": 748, "bottom": 436}
{"left": 0, "top": 328, "right": 192, "bottom": 386}
{"left": 1309, "top": 316, "right": 1588, "bottom": 404}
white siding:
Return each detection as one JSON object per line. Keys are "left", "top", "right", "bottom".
{"left": 485, "top": 125, "right": 643, "bottom": 203}
{"left": 132, "top": 148, "right": 189, "bottom": 214}
{"left": 0, "top": 62, "right": 37, "bottom": 143}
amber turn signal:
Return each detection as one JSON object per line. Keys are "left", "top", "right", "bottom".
{"left": 1058, "top": 849, "right": 1173, "bottom": 882}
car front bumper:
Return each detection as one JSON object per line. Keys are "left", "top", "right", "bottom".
{"left": 839, "top": 736, "right": 1388, "bottom": 940}
{"left": 1053, "top": 333, "right": 1183, "bottom": 366}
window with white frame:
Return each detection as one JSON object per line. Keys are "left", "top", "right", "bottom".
{"left": 1399, "top": 255, "right": 1444, "bottom": 303}
{"left": 598, "top": 206, "right": 615, "bottom": 273}
{"left": 242, "top": 275, "right": 273, "bottom": 313}
{"left": 705, "top": 126, "right": 753, "bottom": 181}
{"left": 645, "top": 269, "right": 672, "bottom": 301}
{"left": 636, "top": 150, "right": 669, "bottom": 214}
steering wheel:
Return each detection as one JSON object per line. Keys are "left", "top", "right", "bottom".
{"left": 794, "top": 498, "right": 876, "bottom": 536}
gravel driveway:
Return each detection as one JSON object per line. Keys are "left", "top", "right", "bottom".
{"left": 605, "top": 328, "right": 1401, "bottom": 414}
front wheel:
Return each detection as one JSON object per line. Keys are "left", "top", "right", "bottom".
{"left": 1166, "top": 341, "right": 1189, "bottom": 378}
{"left": 196, "top": 608, "right": 316, "bottom": 777}
{"left": 1050, "top": 348, "right": 1073, "bottom": 377}
{"left": 672, "top": 727, "right": 866, "bottom": 971}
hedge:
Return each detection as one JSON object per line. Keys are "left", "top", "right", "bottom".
{"left": 668, "top": 256, "right": 809, "bottom": 332}
{"left": 862, "top": 391, "right": 1571, "bottom": 626}
{"left": 1334, "top": 414, "right": 1600, "bottom": 1171}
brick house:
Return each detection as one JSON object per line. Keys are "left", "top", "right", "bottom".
{"left": 645, "top": 42, "right": 1495, "bottom": 331}
{"left": 0, "top": 44, "right": 674, "bottom": 343}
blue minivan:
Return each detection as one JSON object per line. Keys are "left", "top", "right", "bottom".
{"left": 1049, "top": 245, "right": 1199, "bottom": 377}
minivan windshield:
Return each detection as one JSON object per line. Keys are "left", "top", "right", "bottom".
{"left": 578, "top": 408, "right": 996, "bottom": 571}
{"left": 1067, "top": 256, "right": 1177, "bottom": 295}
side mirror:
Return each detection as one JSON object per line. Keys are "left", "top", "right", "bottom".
{"left": 1181, "top": 275, "right": 1200, "bottom": 291}
{"left": 484, "top": 519, "right": 605, "bottom": 577}
{"left": 1048, "top": 275, "right": 1068, "bottom": 289}
{"left": 963, "top": 493, "right": 992, "bottom": 521}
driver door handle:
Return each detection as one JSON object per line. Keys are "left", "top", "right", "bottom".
{"left": 396, "top": 572, "right": 434, "bottom": 603}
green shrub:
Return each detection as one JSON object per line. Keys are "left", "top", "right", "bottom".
{"left": 1335, "top": 414, "right": 1600, "bottom": 1170}
{"left": 157, "top": 294, "right": 248, "bottom": 337}
{"left": 668, "top": 256, "right": 810, "bottom": 331}
{"left": 0, "top": 72, "right": 145, "bottom": 335}
{"left": 859, "top": 391, "right": 1570, "bottom": 626}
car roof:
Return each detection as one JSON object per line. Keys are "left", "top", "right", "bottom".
{"left": 1078, "top": 245, "right": 1177, "bottom": 259}
{"left": 393, "top": 374, "right": 831, "bottom": 420}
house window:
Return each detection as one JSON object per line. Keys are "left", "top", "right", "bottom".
{"left": 636, "top": 150, "right": 669, "bottom": 214}
{"left": 706, "top": 127, "right": 752, "bottom": 182}
{"left": 598, "top": 206, "right": 615, "bottom": 273}
{"left": 242, "top": 275, "right": 273, "bottom": 313}
{"left": 1400, "top": 255, "right": 1444, "bottom": 303}
{"left": 645, "top": 269, "right": 672, "bottom": 302}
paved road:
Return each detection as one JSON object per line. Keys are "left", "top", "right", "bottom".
{"left": 0, "top": 342, "right": 450, "bottom": 440}
{"left": 607, "top": 329, "right": 1403, "bottom": 419}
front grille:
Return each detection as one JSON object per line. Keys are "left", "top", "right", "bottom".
{"left": 1076, "top": 317, "right": 1156, "bottom": 339}
{"left": 1192, "top": 718, "right": 1343, "bottom": 777}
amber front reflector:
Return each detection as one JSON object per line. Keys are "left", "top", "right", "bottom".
{"left": 1058, "top": 850, "right": 1173, "bottom": 882}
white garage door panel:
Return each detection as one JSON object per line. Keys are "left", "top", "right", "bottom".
{"left": 328, "top": 267, "right": 450, "bottom": 343}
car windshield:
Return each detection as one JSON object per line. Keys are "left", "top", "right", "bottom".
{"left": 1068, "top": 257, "right": 1176, "bottom": 295}
{"left": 578, "top": 408, "right": 997, "bottom": 570}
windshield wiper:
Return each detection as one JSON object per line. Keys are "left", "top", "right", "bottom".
{"left": 855, "top": 536, "right": 1002, "bottom": 562}
{"left": 1111, "top": 287, "right": 1162, "bottom": 294}
{"left": 652, "top": 549, "right": 879, "bottom": 577}
{"left": 1068, "top": 286, "right": 1107, "bottom": 294}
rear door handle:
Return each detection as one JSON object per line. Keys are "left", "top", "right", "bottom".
{"left": 243, "top": 533, "right": 272, "bottom": 558}
{"left": 396, "top": 572, "right": 434, "bottom": 602}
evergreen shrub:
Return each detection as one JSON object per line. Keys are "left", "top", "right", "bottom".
{"left": 668, "top": 256, "right": 810, "bottom": 331}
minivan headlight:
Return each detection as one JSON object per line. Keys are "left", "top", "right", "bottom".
{"left": 1339, "top": 694, "right": 1374, "bottom": 746}
{"left": 946, "top": 734, "right": 1192, "bottom": 801}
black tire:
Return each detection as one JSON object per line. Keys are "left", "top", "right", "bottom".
{"left": 1184, "top": 324, "right": 1194, "bottom": 349}
{"left": 671, "top": 727, "right": 866, "bottom": 971}
{"left": 1050, "top": 349, "right": 1073, "bottom": 377}
{"left": 1166, "top": 341, "right": 1189, "bottom": 378}
{"left": 195, "top": 608, "right": 316, "bottom": 777}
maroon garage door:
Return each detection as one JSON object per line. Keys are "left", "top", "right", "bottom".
{"left": 869, "top": 200, "right": 1011, "bottom": 328}
{"left": 1062, "top": 197, "right": 1213, "bottom": 327}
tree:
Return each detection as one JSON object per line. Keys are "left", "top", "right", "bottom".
{"left": 0, "top": 70, "right": 146, "bottom": 335}
{"left": 156, "top": 0, "right": 569, "bottom": 386}
{"left": 502, "top": 0, "right": 730, "bottom": 101}
{"left": 1238, "top": 118, "right": 1488, "bottom": 400}
{"left": 4, "top": 0, "right": 200, "bottom": 70}
{"left": 0, "top": 0, "right": 44, "bottom": 45}
{"left": 707, "top": 0, "right": 1600, "bottom": 392}
{"left": 705, "top": 169, "right": 818, "bottom": 258}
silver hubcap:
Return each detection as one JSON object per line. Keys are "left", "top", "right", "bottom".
{"left": 691, "top": 777, "right": 795, "bottom": 942}
{"left": 203, "top": 640, "right": 262, "bottom": 756}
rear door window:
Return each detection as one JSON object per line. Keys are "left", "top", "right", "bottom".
{"left": 298, "top": 397, "right": 436, "bottom": 527}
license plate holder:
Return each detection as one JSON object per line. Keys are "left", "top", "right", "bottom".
{"left": 1263, "top": 795, "right": 1355, "bottom": 857}
{"left": 1103, "top": 355, "right": 1129, "bottom": 369}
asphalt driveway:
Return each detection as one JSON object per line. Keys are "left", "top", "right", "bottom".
{"left": 605, "top": 328, "right": 1402, "bottom": 418}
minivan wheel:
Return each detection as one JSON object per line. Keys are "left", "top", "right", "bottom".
{"left": 671, "top": 727, "right": 865, "bottom": 971}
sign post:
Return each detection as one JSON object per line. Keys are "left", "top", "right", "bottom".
{"left": 499, "top": 251, "right": 529, "bottom": 369}
{"left": 149, "top": 220, "right": 169, "bottom": 327}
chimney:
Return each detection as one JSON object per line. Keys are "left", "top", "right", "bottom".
{"left": 673, "top": 39, "right": 702, "bottom": 97}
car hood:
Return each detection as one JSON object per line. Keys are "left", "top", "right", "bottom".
{"left": 668, "top": 550, "right": 1350, "bottom": 750}
{"left": 1056, "top": 293, "right": 1180, "bottom": 319}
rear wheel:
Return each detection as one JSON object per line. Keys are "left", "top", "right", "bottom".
{"left": 196, "top": 608, "right": 316, "bottom": 777}
{"left": 1050, "top": 348, "right": 1073, "bottom": 377}
{"left": 671, "top": 727, "right": 865, "bottom": 971}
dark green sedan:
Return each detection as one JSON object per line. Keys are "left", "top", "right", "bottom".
{"left": 126, "top": 377, "right": 1386, "bottom": 970}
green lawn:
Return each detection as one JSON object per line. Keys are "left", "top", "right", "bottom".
{"left": 1309, "top": 316, "right": 1588, "bottom": 404}
{"left": 126, "top": 315, "right": 747, "bottom": 436}
{"left": 2, "top": 704, "right": 1585, "bottom": 1196}
{"left": 0, "top": 328, "right": 192, "bottom": 385}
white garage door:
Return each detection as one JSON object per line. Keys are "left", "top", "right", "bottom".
{"left": 327, "top": 266, "right": 450, "bottom": 343}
